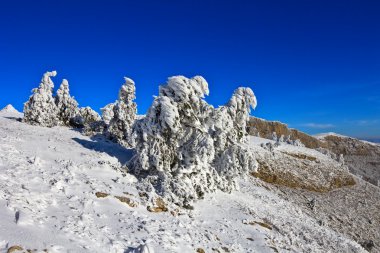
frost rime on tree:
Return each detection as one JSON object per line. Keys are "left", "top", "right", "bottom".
{"left": 130, "top": 76, "right": 258, "bottom": 206}
{"left": 23, "top": 71, "right": 59, "bottom": 127}
{"left": 106, "top": 77, "right": 137, "bottom": 147}
{"left": 211, "top": 87, "right": 258, "bottom": 192}
{"left": 73, "top": 107, "right": 101, "bottom": 127}
{"left": 55, "top": 79, "right": 79, "bottom": 126}
{"left": 101, "top": 103, "right": 115, "bottom": 125}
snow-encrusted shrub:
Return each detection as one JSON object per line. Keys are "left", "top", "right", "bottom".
{"left": 272, "top": 133, "right": 306, "bottom": 147}
{"left": 55, "top": 79, "right": 79, "bottom": 126}
{"left": 261, "top": 142, "right": 275, "bottom": 152}
{"left": 130, "top": 76, "right": 257, "bottom": 206}
{"left": 101, "top": 103, "right": 115, "bottom": 125}
{"left": 272, "top": 132, "right": 278, "bottom": 141}
{"left": 23, "top": 71, "right": 59, "bottom": 127}
{"left": 292, "top": 139, "right": 305, "bottom": 147}
{"left": 106, "top": 77, "right": 137, "bottom": 147}
{"left": 79, "top": 106, "right": 101, "bottom": 124}
{"left": 71, "top": 107, "right": 101, "bottom": 128}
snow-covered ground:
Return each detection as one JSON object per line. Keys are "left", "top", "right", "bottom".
{"left": 0, "top": 106, "right": 370, "bottom": 252}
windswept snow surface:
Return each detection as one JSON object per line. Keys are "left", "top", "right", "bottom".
{"left": 0, "top": 110, "right": 366, "bottom": 252}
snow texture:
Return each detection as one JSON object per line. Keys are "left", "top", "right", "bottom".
{"left": 23, "top": 71, "right": 59, "bottom": 127}
{"left": 130, "top": 76, "right": 258, "bottom": 206}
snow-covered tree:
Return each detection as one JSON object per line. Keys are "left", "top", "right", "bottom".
{"left": 211, "top": 87, "right": 258, "bottom": 191}
{"left": 23, "top": 71, "right": 59, "bottom": 127}
{"left": 130, "top": 76, "right": 258, "bottom": 206}
{"left": 55, "top": 79, "right": 79, "bottom": 126}
{"left": 107, "top": 77, "right": 137, "bottom": 147}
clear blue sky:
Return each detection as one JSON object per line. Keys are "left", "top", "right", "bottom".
{"left": 0, "top": 0, "right": 379, "bottom": 138}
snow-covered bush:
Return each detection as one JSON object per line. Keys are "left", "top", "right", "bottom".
{"left": 272, "top": 132, "right": 278, "bottom": 141}
{"left": 71, "top": 107, "right": 101, "bottom": 128}
{"left": 23, "top": 71, "right": 59, "bottom": 127}
{"left": 130, "top": 76, "right": 257, "bottom": 206}
{"left": 292, "top": 139, "right": 305, "bottom": 147}
{"left": 79, "top": 106, "right": 101, "bottom": 124}
{"left": 106, "top": 77, "right": 137, "bottom": 147}
{"left": 55, "top": 79, "right": 79, "bottom": 126}
{"left": 101, "top": 103, "right": 115, "bottom": 125}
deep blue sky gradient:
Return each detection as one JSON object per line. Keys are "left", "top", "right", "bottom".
{"left": 0, "top": 0, "right": 379, "bottom": 138}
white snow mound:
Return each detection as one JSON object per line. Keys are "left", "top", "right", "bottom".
{"left": 0, "top": 104, "right": 19, "bottom": 113}
{"left": 0, "top": 104, "right": 22, "bottom": 117}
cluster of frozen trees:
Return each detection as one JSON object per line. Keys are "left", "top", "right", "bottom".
{"left": 24, "top": 71, "right": 100, "bottom": 128}
{"left": 23, "top": 71, "right": 136, "bottom": 144}
{"left": 23, "top": 71, "right": 258, "bottom": 206}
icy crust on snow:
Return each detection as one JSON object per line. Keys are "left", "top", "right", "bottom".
{"left": 0, "top": 114, "right": 367, "bottom": 252}
{"left": 130, "top": 76, "right": 258, "bottom": 206}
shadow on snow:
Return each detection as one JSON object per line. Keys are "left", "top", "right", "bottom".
{"left": 72, "top": 134, "right": 134, "bottom": 165}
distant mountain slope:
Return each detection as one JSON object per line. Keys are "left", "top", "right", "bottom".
{"left": 317, "top": 134, "right": 380, "bottom": 186}
{"left": 248, "top": 117, "right": 380, "bottom": 187}
{"left": 362, "top": 138, "right": 380, "bottom": 144}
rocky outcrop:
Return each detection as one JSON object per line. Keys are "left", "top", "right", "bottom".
{"left": 247, "top": 117, "right": 325, "bottom": 149}
{"left": 320, "top": 135, "right": 380, "bottom": 186}
{"left": 248, "top": 117, "right": 380, "bottom": 187}
{"left": 250, "top": 142, "right": 356, "bottom": 193}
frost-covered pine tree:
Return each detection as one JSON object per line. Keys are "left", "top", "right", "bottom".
{"left": 130, "top": 76, "right": 258, "bottom": 206}
{"left": 130, "top": 76, "right": 214, "bottom": 206}
{"left": 23, "top": 71, "right": 59, "bottom": 127}
{"left": 55, "top": 79, "right": 79, "bottom": 126}
{"left": 107, "top": 77, "right": 137, "bottom": 147}
{"left": 211, "top": 87, "right": 258, "bottom": 191}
